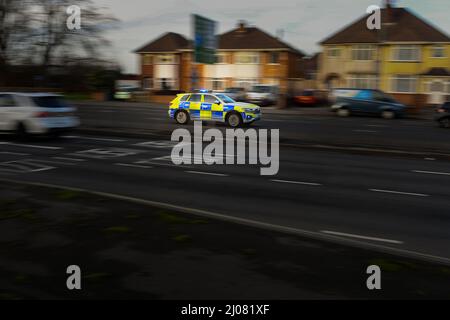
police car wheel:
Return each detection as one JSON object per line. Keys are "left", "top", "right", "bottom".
{"left": 226, "top": 112, "right": 242, "bottom": 128}
{"left": 175, "top": 110, "right": 189, "bottom": 124}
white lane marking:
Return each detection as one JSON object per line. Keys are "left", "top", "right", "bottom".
{"left": 31, "top": 159, "right": 77, "bottom": 166}
{"left": 412, "top": 170, "right": 450, "bottom": 176}
{"left": 115, "top": 163, "right": 153, "bottom": 169}
{"left": 425, "top": 158, "right": 436, "bottom": 161}
{"left": 321, "top": 230, "right": 403, "bottom": 245}
{"left": 271, "top": 179, "right": 322, "bottom": 186}
{"left": 63, "top": 135, "right": 126, "bottom": 142}
{"left": 366, "top": 124, "right": 386, "bottom": 128}
{"left": 53, "top": 157, "right": 86, "bottom": 162}
{"left": 3, "top": 143, "right": 62, "bottom": 150}
{"left": 3, "top": 178, "right": 450, "bottom": 266}
{"left": 369, "top": 189, "right": 429, "bottom": 197}
{"left": 0, "top": 160, "right": 55, "bottom": 173}
{"left": 186, "top": 170, "right": 229, "bottom": 177}
{"left": 134, "top": 160, "right": 191, "bottom": 169}
{"left": 353, "top": 129, "right": 377, "bottom": 133}
{"left": 0, "top": 151, "right": 30, "bottom": 156}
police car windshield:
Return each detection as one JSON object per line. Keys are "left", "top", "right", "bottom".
{"left": 216, "top": 94, "right": 235, "bottom": 104}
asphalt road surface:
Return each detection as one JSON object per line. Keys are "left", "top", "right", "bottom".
{"left": 75, "top": 102, "right": 450, "bottom": 154}
{"left": 1, "top": 133, "right": 450, "bottom": 264}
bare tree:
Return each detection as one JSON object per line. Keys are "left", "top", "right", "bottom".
{"left": 31, "top": 0, "right": 118, "bottom": 69}
{"left": 0, "top": 0, "right": 31, "bottom": 84}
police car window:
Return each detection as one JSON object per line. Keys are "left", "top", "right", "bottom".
{"left": 0, "top": 94, "right": 16, "bottom": 107}
{"left": 189, "top": 94, "right": 202, "bottom": 102}
{"left": 216, "top": 94, "right": 235, "bottom": 104}
{"left": 180, "top": 94, "right": 190, "bottom": 102}
{"left": 203, "top": 95, "right": 217, "bottom": 103}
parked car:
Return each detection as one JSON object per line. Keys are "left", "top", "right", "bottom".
{"left": 224, "top": 87, "right": 247, "bottom": 102}
{"left": 330, "top": 88, "right": 406, "bottom": 119}
{"left": 0, "top": 92, "right": 79, "bottom": 137}
{"left": 294, "top": 89, "right": 319, "bottom": 106}
{"left": 434, "top": 101, "right": 450, "bottom": 128}
{"left": 247, "top": 85, "right": 279, "bottom": 106}
{"left": 114, "top": 85, "right": 140, "bottom": 100}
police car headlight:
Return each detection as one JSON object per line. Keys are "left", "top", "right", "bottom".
{"left": 244, "top": 108, "right": 258, "bottom": 113}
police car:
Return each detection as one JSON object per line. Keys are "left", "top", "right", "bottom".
{"left": 169, "top": 90, "right": 261, "bottom": 127}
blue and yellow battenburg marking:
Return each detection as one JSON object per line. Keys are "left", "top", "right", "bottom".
{"left": 168, "top": 93, "right": 261, "bottom": 124}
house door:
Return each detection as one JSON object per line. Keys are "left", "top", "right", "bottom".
{"left": 428, "top": 80, "right": 446, "bottom": 106}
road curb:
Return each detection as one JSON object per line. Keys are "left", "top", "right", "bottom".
{"left": 2, "top": 178, "right": 450, "bottom": 267}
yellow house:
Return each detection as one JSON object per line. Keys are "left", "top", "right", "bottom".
{"left": 318, "top": 3, "right": 450, "bottom": 108}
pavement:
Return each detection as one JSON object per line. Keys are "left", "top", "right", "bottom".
{"left": 1, "top": 181, "right": 450, "bottom": 299}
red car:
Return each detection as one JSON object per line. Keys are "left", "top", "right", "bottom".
{"left": 294, "top": 90, "right": 318, "bottom": 106}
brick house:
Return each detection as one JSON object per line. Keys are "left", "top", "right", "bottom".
{"left": 134, "top": 21, "right": 305, "bottom": 95}
{"left": 318, "top": 2, "right": 450, "bottom": 108}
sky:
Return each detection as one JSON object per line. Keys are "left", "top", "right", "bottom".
{"left": 92, "top": 0, "right": 450, "bottom": 73}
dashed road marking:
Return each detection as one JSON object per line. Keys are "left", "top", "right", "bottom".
{"left": 115, "top": 163, "right": 153, "bottom": 169}
{"left": 369, "top": 189, "right": 429, "bottom": 197}
{"left": 0, "top": 160, "right": 55, "bottom": 173}
{"left": 53, "top": 157, "right": 86, "bottom": 162}
{"left": 63, "top": 135, "right": 126, "bottom": 142}
{"left": 186, "top": 170, "right": 229, "bottom": 177}
{"left": 2, "top": 143, "right": 62, "bottom": 150}
{"left": 271, "top": 179, "right": 322, "bottom": 186}
{"left": 0, "top": 151, "right": 30, "bottom": 156}
{"left": 412, "top": 170, "right": 450, "bottom": 176}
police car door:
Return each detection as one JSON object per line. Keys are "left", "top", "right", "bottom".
{"left": 203, "top": 94, "right": 223, "bottom": 121}
{"left": 187, "top": 94, "right": 202, "bottom": 120}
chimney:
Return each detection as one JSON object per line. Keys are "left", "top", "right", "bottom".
{"left": 237, "top": 20, "right": 247, "bottom": 32}
{"left": 384, "top": 0, "right": 394, "bottom": 24}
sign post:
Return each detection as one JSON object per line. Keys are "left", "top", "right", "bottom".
{"left": 191, "top": 14, "right": 217, "bottom": 91}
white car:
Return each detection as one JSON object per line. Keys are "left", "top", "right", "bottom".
{"left": 247, "top": 85, "right": 279, "bottom": 106}
{"left": 0, "top": 93, "right": 80, "bottom": 136}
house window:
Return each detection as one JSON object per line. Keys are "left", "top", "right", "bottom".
{"left": 327, "top": 47, "right": 341, "bottom": 58}
{"left": 352, "top": 45, "right": 375, "bottom": 61}
{"left": 142, "top": 77, "right": 153, "bottom": 90}
{"left": 155, "top": 54, "right": 178, "bottom": 64}
{"left": 269, "top": 52, "right": 280, "bottom": 64}
{"left": 215, "top": 53, "right": 227, "bottom": 64}
{"left": 392, "top": 45, "right": 421, "bottom": 61}
{"left": 234, "top": 52, "right": 260, "bottom": 64}
{"left": 431, "top": 45, "right": 446, "bottom": 58}
{"left": 391, "top": 75, "right": 417, "bottom": 93}
{"left": 234, "top": 78, "right": 258, "bottom": 90}
{"left": 348, "top": 74, "right": 377, "bottom": 89}
{"left": 156, "top": 78, "right": 177, "bottom": 90}
{"left": 143, "top": 55, "right": 152, "bottom": 65}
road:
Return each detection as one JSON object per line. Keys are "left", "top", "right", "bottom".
{"left": 75, "top": 101, "right": 450, "bottom": 154}
{"left": 1, "top": 132, "right": 450, "bottom": 263}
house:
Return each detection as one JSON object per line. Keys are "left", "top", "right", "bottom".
{"left": 318, "top": 1, "right": 450, "bottom": 108}
{"left": 134, "top": 21, "right": 305, "bottom": 95}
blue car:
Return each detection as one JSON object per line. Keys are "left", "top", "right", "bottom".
{"left": 330, "top": 89, "right": 406, "bottom": 119}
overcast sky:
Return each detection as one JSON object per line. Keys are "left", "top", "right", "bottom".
{"left": 92, "top": 0, "right": 450, "bottom": 73}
